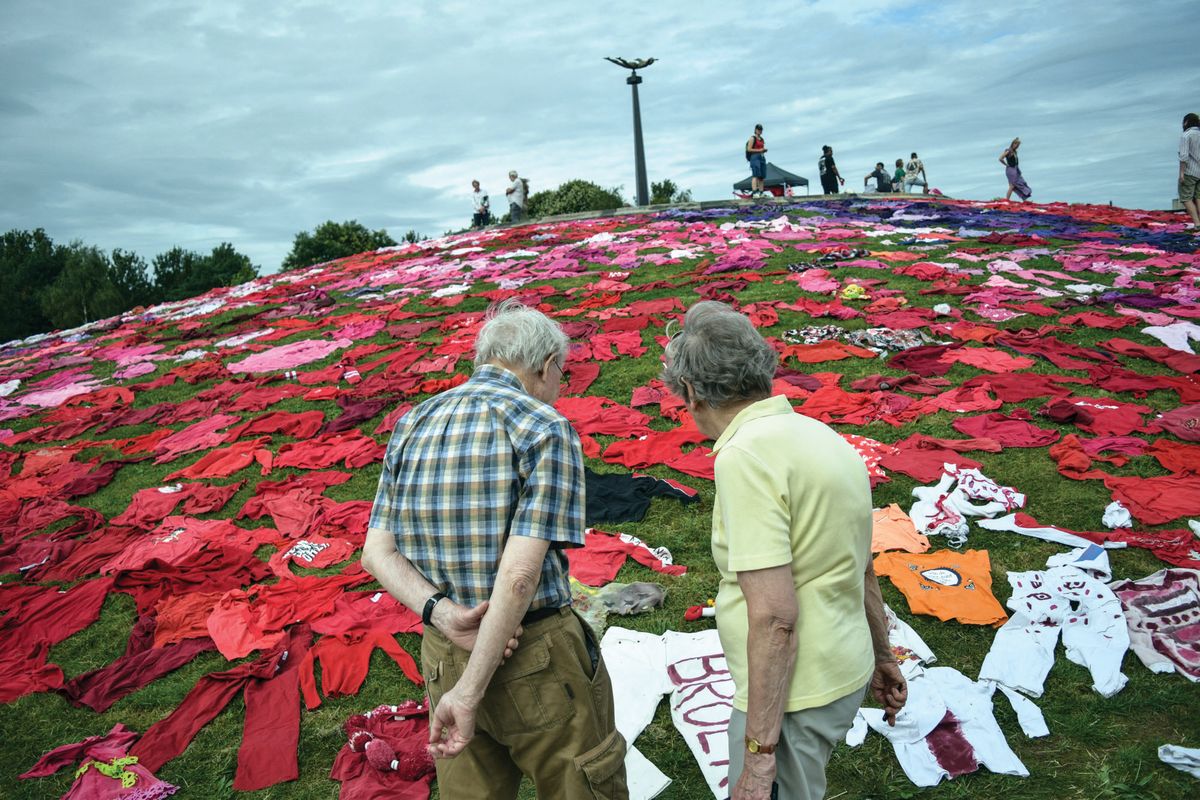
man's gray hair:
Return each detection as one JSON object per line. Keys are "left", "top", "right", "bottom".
{"left": 661, "top": 301, "right": 777, "bottom": 408}
{"left": 474, "top": 298, "right": 568, "bottom": 371}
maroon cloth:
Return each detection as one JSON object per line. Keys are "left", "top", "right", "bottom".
{"left": 951, "top": 409, "right": 1061, "bottom": 447}
{"left": 1100, "top": 338, "right": 1200, "bottom": 374}
{"left": 887, "top": 344, "right": 959, "bottom": 377}
{"left": 19, "top": 723, "right": 139, "bottom": 779}
{"left": 238, "top": 470, "right": 353, "bottom": 519}
{"left": 961, "top": 373, "right": 1077, "bottom": 403}
{"left": 330, "top": 704, "right": 435, "bottom": 800}
{"left": 1102, "top": 473, "right": 1200, "bottom": 525}
{"left": 225, "top": 409, "right": 326, "bottom": 440}
{"left": 30, "top": 526, "right": 144, "bottom": 582}
{"left": 0, "top": 577, "right": 113, "bottom": 653}
{"left": 61, "top": 630, "right": 215, "bottom": 713}
{"left": 994, "top": 328, "right": 1112, "bottom": 371}
{"left": 130, "top": 624, "right": 312, "bottom": 792}
{"left": 0, "top": 640, "right": 64, "bottom": 703}
{"left": 1152, "top": 404, "right": 1200, "bottom": 442}
{"left": 112, "top": 547, "right": 273, "bottom": 615}
{"left": 878, "top": 435, "right": 983, "bottom": 483}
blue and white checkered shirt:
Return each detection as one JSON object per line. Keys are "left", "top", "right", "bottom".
{"left": 369, "top": 364, "right": 585, "bottom": 611}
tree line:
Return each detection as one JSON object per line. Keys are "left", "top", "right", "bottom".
{"left": 3, "top": 178, "right": 693, "bottom": 342}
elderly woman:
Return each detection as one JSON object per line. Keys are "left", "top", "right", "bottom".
{"left": 661, "top": 301, "right": 905, "bottom": 800}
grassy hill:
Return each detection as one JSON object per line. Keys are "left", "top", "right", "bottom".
{"left": 1, "top": 197, "right": 1198, "bottom": 799}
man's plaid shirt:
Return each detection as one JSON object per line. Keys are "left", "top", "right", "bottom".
{"left": 369, "top": 364, "right": 585, "bottom": 611}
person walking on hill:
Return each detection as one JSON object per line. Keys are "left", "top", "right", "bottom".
{"left": 506, "top": 170, "right": 527, "bottom": 223}
{"left": 818, "top": 146, "right": 844, "bottom": 195}
{"left": 471, "top": 180, "right": 490, "bottom": 228}
{"left": 999, "top": 138, "right": 1032, "bottom": 202}
{"left": 903, "top": 152, "right": 929, "bottom": 194}
{"left": 1179, "top": 113, "right": 1200, "bottom": 229}
{"left": 863, "top": 162, "right": 893, "bottom": 192}
{"left": 746, "top": 124, "right": 768, "bottom": 198}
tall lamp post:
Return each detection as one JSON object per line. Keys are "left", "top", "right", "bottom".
{"left": 605, "top": 57, "right": 656, "bottom": 206}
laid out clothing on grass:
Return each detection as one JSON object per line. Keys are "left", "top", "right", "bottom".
{"left": 330, "top": 702, "right": 435, "bottom": 799}
{"left": 600, "top": 626, "right": 737, "bottom": 799}
{"left": 1109, "top": 568, "right": 1200, "bottom": 682}
{"left": 846, "top": 667, "right": 1034, "bottom": 787}
{"left": 299, "top": 629, "right": 423, "bottom": 709}
{"left": 584, "top": 467, "right": 698, "bottom": 523}
{"left": 131, "top": 625, "right": 313, "bottom": 792}
{"left": 871, "top": 504, "right": 931, "bottom": 554}
{"left": 978, "top": 550, "right": 1130, "bottom": 700}
{"left": 20, "top": 723, "right": 179, "bottom": 800}
{"left": 873, "top": 550, "right": 1009, "bottom": 626}
{"left": 565, "top": 528, "right": 688, "bottom": 586}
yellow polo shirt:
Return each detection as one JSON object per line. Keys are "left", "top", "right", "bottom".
{"left": 711, "top": 395, "right": 874, "bottom": 712}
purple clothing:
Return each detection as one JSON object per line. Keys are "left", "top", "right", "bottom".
{"left": 1006, "top": 165, "right": 1032, "bottom": 200}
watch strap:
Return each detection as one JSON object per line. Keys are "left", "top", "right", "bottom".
{"left": 422, "top": 591, "right": 448, "bottom": 627}
{"left": 745, "top": 736, "right": 777, "bottom": 755}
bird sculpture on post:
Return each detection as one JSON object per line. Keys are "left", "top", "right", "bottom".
{"left": 604, "top": 56, "right": 657, "bottom": 72}
{"left": 605, "top": 57, "right": 657, "bottom": 205}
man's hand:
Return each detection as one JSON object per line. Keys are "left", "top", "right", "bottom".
{"left": 870, "top": 660, "right": 908, "bottom": 726}
{"left": 434, "top": 599, "right": 522, "bottom": 660}
{"left": 428, "top": 685, "right": 479, "bottom": 758}
{"left": 733, "top": 751, "right": 776, "bottom": 800}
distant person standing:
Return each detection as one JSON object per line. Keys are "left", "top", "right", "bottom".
{"left": 818, "top": 146, "right": 844, "bottom": 195}
{"left": 471, "top": 180, "right": 490, "bottom": 228}
{"left": 506, "top": 170, "right": 527, "bottom": 223}
{"left": 1179, "top": 113, "right": 1200, "bottom": 229}
{"left": 903, "top": 152, "right": 929, "bottom": 194}
{"left": 999, "top": 138, "right": 1032, "bottom": 202}
{"left": 746, "top": 124, "right": 768, "bottom": 198}
{"left": 892, "top": 159, "right": 905, "bottom": 193}
{"left": 863, "top": 162, "right": 893, "bottom": 192}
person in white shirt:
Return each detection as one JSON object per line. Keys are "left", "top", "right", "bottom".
{"left": 904, "top": 152, "right": 929, "bottom": 194}
{"left": 506, "top": 170, "right": 527, "bottom": 223}
{"left": 470, "top": 180, "right": 490, "bottom": 228}
{"left": 1179, "top": 113, "right": 1200, "bottom": 229}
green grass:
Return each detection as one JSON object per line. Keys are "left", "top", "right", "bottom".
{"left": 2, "top": 201, "right": 1199, "bottom": 799}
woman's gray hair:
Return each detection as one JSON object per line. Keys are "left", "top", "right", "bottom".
{"left": 474, "top": 298, "right": 568, "bottom": 371}
{"left": 661, "top": 301, "right": 777, "bottom": 408}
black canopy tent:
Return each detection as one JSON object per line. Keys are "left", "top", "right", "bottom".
{"left": 733, "top": 162, "right": 809, "bottom": 197}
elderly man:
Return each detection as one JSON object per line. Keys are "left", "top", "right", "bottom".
{"left": 660, "top": 301, "right": 906, "bottom": 800}
{"left": 506, "top": 170, "right": 527, "bottom": 223}
{"left": 470, "top": 179, "right": 490, "bottom": 228}
{"left": 362, "top": 299, "right": 627, "bottom": 799}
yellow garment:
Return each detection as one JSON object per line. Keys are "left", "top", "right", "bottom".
{"left": 711, "top": 395, "right": 874, "bottom": 713}
{"left": 871, "top": 504, "right": 930, "bottom": 553}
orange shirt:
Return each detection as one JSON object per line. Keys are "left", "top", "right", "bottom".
{"left": 874, "top": 549, "right": 1008, "bottom": 626}
{"left": 871, "top": 504, "right": 930, "bottom": 553}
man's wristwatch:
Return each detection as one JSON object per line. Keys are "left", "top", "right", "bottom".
{"left": 422, "top": 591, "right": 448, "bottom": 626}
{"left": 745, "top": 736, "right": 776, "bottom": 755}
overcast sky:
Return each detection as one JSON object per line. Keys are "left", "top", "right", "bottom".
{"left": 3, "top": 1, "right": 1198, "bottom": 274}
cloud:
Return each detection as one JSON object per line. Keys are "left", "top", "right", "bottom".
{"left": 1, "top": 0, "right": 1197, "bottom": 274}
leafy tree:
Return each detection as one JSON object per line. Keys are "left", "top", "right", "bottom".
{"left": 151, "top": 246, "right": 206, "bottom": 303}
{"left": 0, "top": 228, "right": 67, "bottom": 342}
{"left": 525, "top": 180, "right": 627, "bottom": 219}
{"left": 151, "top": 243, "right": 259, "bottom": 303}
{"left": 281, "top": 220, "right": 397, "bottom": 271}
{"left": 109, "top": 248, "right": 154, "bottom": 309}
{"left": 205, "top": 242, "right": 258, "bottom": 288}
{"left": 40, "top": 243, "right": 123, "bottom": 329}
{"left": 650, "top": 179, "right": 694, "bottom": 204}
{"left": 401, "top": 229, "right": 427, "bottom": 244}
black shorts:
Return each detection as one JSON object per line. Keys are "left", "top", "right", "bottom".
{"left": 821, "top": 177, "right": 839, "bottom": 194}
